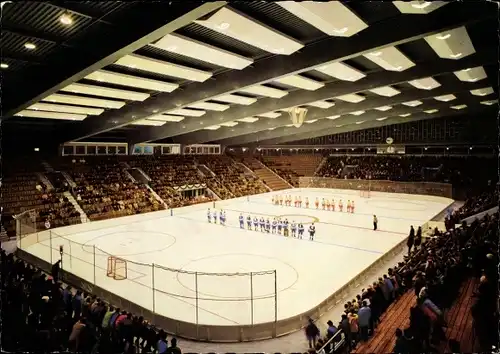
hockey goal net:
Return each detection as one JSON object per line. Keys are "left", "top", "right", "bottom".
{"left": 107, "top": 256, "right": 127, "bottom": 280}
{"left": 360, "top": 190, "right": 371, "bottom": 198}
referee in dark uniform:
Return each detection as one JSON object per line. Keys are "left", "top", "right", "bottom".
{"left": 373, "top": 215, "right": 378, "bottom": 231}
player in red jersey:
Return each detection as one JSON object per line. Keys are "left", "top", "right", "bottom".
{"left": 321, "top": 198, "right": 326, "bottom": 210}
{"left": 351, "top": 200, "right": 355, "bottom": 213}
{"left": 346, "top": 200, "right": 351, "bottom": 213}
{"left": 338, "top": 199, "right": 343, "bottom": 212}
{"left": 298, "top": 196, "right": 302, "bottom": 207}
{"left": 331, "top": 198, "right": 335, "bottom": 211}
{"left": 326, "top": 199, "right": 331, "bottom": 211}
{"left": 315, "top": 197, "right": 319, "bottom": 209}
{"left": 305, "top": 197, "right": 309, "bottom": 208}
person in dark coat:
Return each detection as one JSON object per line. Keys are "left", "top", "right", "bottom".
{"left": 407, "top": 226, "right": 415, "bottom": 254}
{"left": 51, "top": 260, "right": 61, "bottom": 282}
{"left": 414, "top": 226, "right": 422, "bottom": 249}
{"left": 305, "top": 318, "right": 320, "bottom": 349}
{"left": 393, "top": 328, "right": 409, "bottom": 353}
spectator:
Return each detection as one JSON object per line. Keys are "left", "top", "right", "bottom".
{"left": 357, "top": 301, "right": 371, "bottom": 341}
{"left": 407, "top": 226, "right": 415, "bottom": 254}
{"left": 166, "top": 337, "right": 182, "bottom": 354}
{"left": 305, "top": 318, "right": 320, "bottom": 349}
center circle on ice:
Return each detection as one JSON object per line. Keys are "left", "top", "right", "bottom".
{"left": 176, "top": 253, "right": 299, "bottom": 299}
{"left": 365, "top": 199, "right": 427, "bottom": 211}
{"left": 82, "top": 231, "right": 176, "bottom": 257}
{"left": 275, "top": 214, "right": 319, "bottom": 225}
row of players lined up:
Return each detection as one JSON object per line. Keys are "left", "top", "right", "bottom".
{"left": 272, "top": 195, "right": 355, "bottom": 212}
{"left": 207, "top": 208, "right": 316, "bottom": 240}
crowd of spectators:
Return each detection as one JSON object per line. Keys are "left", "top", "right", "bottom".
{"left": 67, "top": 157, "right": 165, "bottom": 221}
{"left": 308, "top": 211, "right": 498, "bottom": 354}
{"left": 257, "top": 155, "right": 324, "bottom": 186}
{"left": 0, "top": 249, "right": 183, "bottom": 353}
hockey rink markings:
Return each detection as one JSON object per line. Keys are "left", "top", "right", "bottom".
{"left": 173, "top": 214, "right": 384, "bottom": 255}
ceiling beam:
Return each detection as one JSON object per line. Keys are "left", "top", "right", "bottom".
{"left": 64, "top": 2, "right": 494, "bottom": 143}
{"left": 3, "top": 2, "right": 227, "bottom": 117}
{"left": 252, "top": 103, "right": 494, "bottom": 145}
{"left": 171, "top": 54, "right": 496, "bottom": 144}
{"left": 218, "top": 89, "right": 493, "bottom": 145}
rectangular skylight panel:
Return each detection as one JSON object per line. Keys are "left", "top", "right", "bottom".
{"left": 408, "top": 77, "right": 441, "bottom": 90}
{"left": 369, "top": 86, "right": 401, "bottom": 97}
{"left": 326, "top": 115, "right": 341, "bottom": 120}
{"left": 307, "top": 100, "right": 335, "bottom": 109}
{"left": 213, "top": 94, "right": 257, "bottom": 105}
{"left": 61, "top": 83, "right": 150, "bottom": 101}
{"left": 277, "top": 2, "right": 368, "bottom": 37}
{"left": 115, "top": 54, "right": 212, "bottom": 82}
{"left": 150, "top": 33, "right": 253, "bottom": 70}
{"left": 402, "top": 100, "right": 423, "bottom": 107}
{"left": 274, "top": 75, "right": 324, "bottom": 91}
{"left": 167, "top": 108, "right": 205, "bottom": 117}
{"left": 204, "top": 125, "right": 221, "bottom": 130}
{"left": 188, "top": 102, "right": 230, "bottom": 111}
{"left": 146, "top": 114, "right": 185, "bottom": 122}
{"left": 238, "top": 85, "right": 288, "bottom": 98}
{"left": 305, "top": 119, "right": 318, "bottom": 124}
{"left": 257, "top": 112, "right": 282, "bottom": 119}
{"left": 433, "top": 94, "right": 456, "bottom": 102}
{"left": 424, "top": 109, "right": 439, "bottom": 114}
{"left": 399, "top": 113, "right": 412, "bottom": 117}
{"left": 335, "top": 93, "right": 365, "bottom": 103}
{"left": 131, "top": 119, "right": 166, "bottom": 126}
{"left": 43, "top": 94, "right": 126, "bottom": 109}
{"left": 480, "top": 99, "right": 498, "bottom": 105}
{"left": 350, "top": 110, "right": 365, "bottom": 116}
{"left": 316, "top": 62, "right": 366, "bottom": 81}
{"left": 453, "top": 66, "right": 487, "bottom": 82}
{"left": 470, "top": 87, "right": 494, "bottom": 96}
{"left": 220, "top": 121, "right": 239, "bottom": 127}
{"left": 28, "top": 103, "right": 104, "bottom": 115}
{"left": 424, "top": 26, "right": 475, "bottom": 60}
{"left": 15, "top": 110, "right": 87, "bottom": 121}
{"left": 375, "top": 106, "right": 393, "bottom": 111}
{"left": 363, "top": 46, "right": 415, "bottom": 72}
{"left": 237, "top": 117, "right": 259, "bottom": 123}
{"left": 194, "top": 7, "right": 304, "bottom": 55}
{"left": 376, "top": 117, "right": 388, "bottom": 121}
{"left": 450, "top": 105, "right": 467, "bottom": 110}
{"left": 85, "top": 70, "right": 179, "bottom": 92}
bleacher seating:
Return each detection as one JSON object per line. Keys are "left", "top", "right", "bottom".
{"left": 237, "top": 156, "right": 290, "bottom": 190}
{"left": 259, "top": 155, "right": 324, "bottom": 186}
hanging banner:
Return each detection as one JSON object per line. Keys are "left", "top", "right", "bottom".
{"left": 376, "top": 145, "right": 405, "bottom": 154}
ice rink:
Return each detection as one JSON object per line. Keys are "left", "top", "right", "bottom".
{"left": 21, "top": 188, "right": 452, "bottom": 326}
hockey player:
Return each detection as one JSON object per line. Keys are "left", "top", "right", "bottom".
{"left": 351, "top": 201, "right": 355, "bottom": 213}
{"left": 247, "top": 215, "right": 252, "bottom": 230}
{"left": 277, "top": 219, "right": 283, "bottom": 235}
{"left": 321, "top": 198, "right": 326, "bottom": 210}
{"left": 331, "top": 198, "right": 335, "bottom": 212}
{"left": 298, "top": 223, "right": 304, "bottom": 239}
{"left": 207, "top": 208, "right": 212, "bottom": 223}
{"left": 291, "top": 221, "right": 297, "bottom": 237}
{"left": 253, "top": 216, "right": 259, "bottom": 231}
{"left": 298, "top": 196, "right": 302, "bottom": 208}
{"left": 338, "top": 199, "right": 343, "bottom": 212}
{"left": 265, "top": 218, "right": 271, "bottom": 233}
{"left": 283, "top": 219, "right": 289, "bottom": 237}
{"left": 315, "top": 197, "right": 319, "bottom": 209}
{"left": 212, "top": 209, "right": 218, "bottom": 224}
{"left": 259, "top": 217, "right": 265, "bottom": 232}
{"left": 294, "top": 196, "right": 299, "bottom": 208}
{"left": 272, "top": 218, "right": 277, "bottom": 234}
{"left": 305, "top": 197, "right": 309, "bottom": 209}
{"left": 219, "top": 210, "right": 225, "bottom": 226}
{"left": 239, "top": 213, "right": 244, "bottom": 229}
{"left": 271, "top": 196, "right": 275, "bottom": 205}
{"left": 326, "top": 199, "right": 331, "bottom": 211}
{"left": 279, "top": 195, "right": 283, "bottom": 206}
{"left": 308, "top": 223, "right": 316, "bottom": 241}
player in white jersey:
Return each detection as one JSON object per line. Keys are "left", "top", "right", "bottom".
{"left": 253, "top": 216, "right": 259, "bottom": 231}
{"left": 265, "top": 218, "right": 271, "bottom": 233}
{"left": 207, "top": 208, "right": 212, "bottom": 223}
{"left": 247, "top": 215, "right": 252, "bottom": 230}
{"left": 272, "top": 218, "right": 277, "bottom": 233}
{"left": 219, "top": 210, "right": 225, "bottom": 225}
{"left": 277, "top": 219, "right": 283, "bottom": 234}
{"left": 259, "top": 217, "right": 265, "bottom": 232}
{"left": 298, "top": 223, "right": 304, "bottom": 239}
{"left": 212, "top": 210, "right": 218, "bottom": 224}
{"left": 291, "top": 221, "right": 297, "bottom": 237}
{"left": 239, "top": 213, "right": 244, "bottom": 229}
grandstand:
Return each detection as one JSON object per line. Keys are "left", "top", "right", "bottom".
{"left": 1, "top": 1, "right": 498, "bottom": 353}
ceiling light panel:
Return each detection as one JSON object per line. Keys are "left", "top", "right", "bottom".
{"left": 277, "top": 1, "right": 368, "bottom": 37}
{"left": 257, "top": 112, "right": 282, "bottom": 119}
{"left": 363, "top": 46, "right": 415, "bottom": 72}
{"left": 369, "top": 86, "right": 401, "bottom": 97}
{"left": 115, "top": 54, "right": 212, "bottom": 82}
{"left": 355, "top": 121, "right": 365, "bottom": 124}
{"left": 335, "top": 93, "right": 366, "bottom": 103}
{"left": 43, "top": 94, "right": 126, "bottom": 109}
{"left": 305, "top": 119, "right": 318, "bottom": 124}
{"left": 15, "top": 110, "right": 87, "bottom": 121}
{"left": 237, "top": 117, "right": 259, "bottom": 123}
{"left": 350, "top": 111, "right": 365, "bottom": 116}
{"left": 433, "top": 94, "right": 456, "bottom": 102}
{"left": 424, "top": 26, "right": 475, "bottom": 60}
{"left": 393, "top": 1, "right": 448, "bottom": 14}
{"left": 194, "top": 7, "right": 303, "bottom": 55}
{"left": 238, "top": 85, "right": 288, "bottom": 98}
{"left": 450, "top": 105, "right": 467, "bottom": 110}
{"left": 188, "top": 102, "right": 229, "bottom": 111}
{"left": 273, "top": 75, "right": 324, "bottom": 91}
{"left": 480, "top": 99, "right": 498, "bottom": 105}
{"left": 453, "top": 66, "right": 487, "bottom": 82}
{"left": 375, "top": 106, "right": 393, "bottom": 111}
{"left": 408, "top": 77, "right": 441, "bottom": 90}
{"left": 146, "top": 114, "right": 185, "bottom": 122}
{"left": 28, "top": 103, "right": 104, "bottom": 115}
{"left": 213, "top": 94, "right": 257, "bottom": 105}
{"left": 376, "top": 117, "right": 388, "bottom": 121}
{"left": 220, "top": 121, "right": 239, "bottom": 127}
{"left": 424, "top": 109, "right": 439, "bottom": 114}
{"left": 402, "top": 100, "right": 423, "bottom": 107}
{"left": 85, "top": 70, "right": 179, "bottom": 92}
{"left": 326, "top": 115, "right": 341, "bottom": 120}
{"left": 150, "top": 33, "right": 253, "bottom": 70}
{"left": 204, "top": 125, "right": 221, "bottom": 130}
{"left": 307, "top": 100, "right": 335, "bottom": 109}
{"left": 131, "top": 119, "right": 166, "bottom": 126}
{"left": 316, "top": 62, "right": 366, "bottom": 82}
{"left": 399, "top": 113, "right": 412, "bottom": 117}
{"left": 470, "top": 87, "right": 494, "bottom": 96}
{"left": 167, "top": 108, "right": 205, "bottom": 117}
{"left": 61, "top": 83, "right": 149, "bottom": 101}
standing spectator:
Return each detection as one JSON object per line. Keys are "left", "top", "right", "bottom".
{"left": 305, "top": 318, "right": 320, "bottom": 349}
{"left": 373, "top": 215, "right": 378, "bottom": 231}
{"left": 51, "top": 260, "right": 61, "bottom": 282}
{"left": 68, "top": 317, "right": 86, "bottom": 351}
{"left": 157, "top": 330, "right": 168, "bottom": 354}
{"left": 414, "top": 226, "right": 422, "bottom": 249}
{"left": 166, "top": 337, "right": 182, "bottom": 354}
{"left": 357, "top": 301, "right": 371, "bottom": 341}
{"left": 407, "top": 226, "right": 415, "bottom": 254}
{"left": 348, "top": 309, "right": 359, "bottom": 344}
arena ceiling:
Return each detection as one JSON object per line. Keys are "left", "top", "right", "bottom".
{"left": 2, "top": 1, "right": 498, "bottom": 147}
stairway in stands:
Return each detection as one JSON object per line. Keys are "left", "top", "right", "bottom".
{"left": 63, "top": 191, "right": 89, "bottom": 223}
{"left": 240, "top": 157, "right": 291, "bottom": 191}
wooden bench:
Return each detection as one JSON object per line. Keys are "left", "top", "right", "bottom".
{"left": 352, "top": 291, "right": 416, "bottom": 353}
